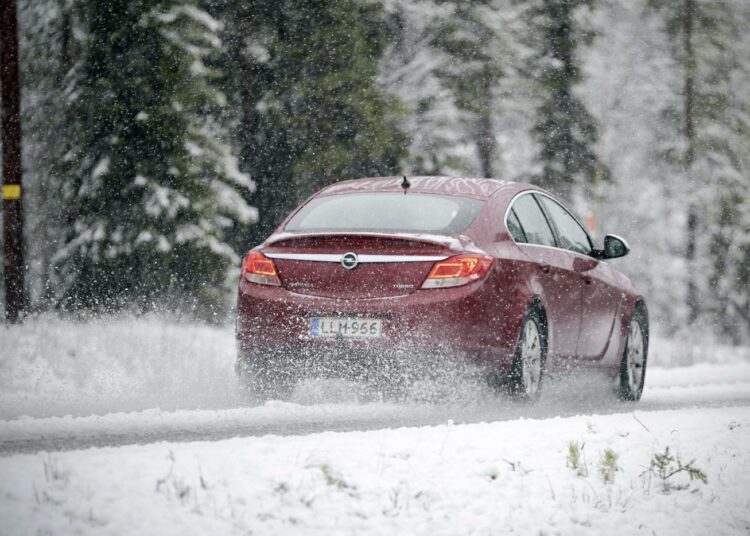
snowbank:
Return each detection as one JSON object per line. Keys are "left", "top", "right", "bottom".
{"left": 0, "top": 315, "right": 238, "bottom": 419}
{"left": 1, "top": 315, "right": 749, "bottom": 420}
{"left": 1, "top": 406, "right": 748, "bottom": 535}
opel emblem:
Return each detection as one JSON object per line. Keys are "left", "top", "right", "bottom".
{"left": 341, "top": 252, "right": 359, "bottom": 270}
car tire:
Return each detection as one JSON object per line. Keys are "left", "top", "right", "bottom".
{"left": 236, "top": 349, "right": 294, "bottom": 402}
{"left": 507, "top": 306, "right": 547, "bottom": 402}
{"left": 618, "top": 306, "right": 648, "bottom": 401}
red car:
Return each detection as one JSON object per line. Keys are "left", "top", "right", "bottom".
{"left": 236, "top": 176, "right": 648, "bottom": 401}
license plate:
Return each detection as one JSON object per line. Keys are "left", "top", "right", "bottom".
{"left": 310, "top": 317, "right": 382, "bottom": 338}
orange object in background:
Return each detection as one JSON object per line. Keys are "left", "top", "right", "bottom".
{"left": 587, "top": 211, "right": 597, "bottom": 236}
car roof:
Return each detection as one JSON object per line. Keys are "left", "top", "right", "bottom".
{"left": 317, "top": 176, "right": 540, "bottom": 201}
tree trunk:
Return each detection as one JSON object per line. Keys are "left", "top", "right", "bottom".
{"left": 683, "top": 0, "right": 699, "bottom": 324}
{"left": 476, "top": 75, "right": 497, "bottom": 179}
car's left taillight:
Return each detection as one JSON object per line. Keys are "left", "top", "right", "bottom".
{"left": 242, "top": 251, "right": 282, "bottom": 286}
{"left": 421, "top": 254, "right": 493, "bottom": 289}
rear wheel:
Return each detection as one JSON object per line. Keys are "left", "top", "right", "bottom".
{"left": 618, "top": 307, "right": 648, "bottom": 401}
{"left": 508, "top": 307, "right": 546, "bottom": 401}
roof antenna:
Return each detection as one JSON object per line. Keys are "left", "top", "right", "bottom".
{"left": 401, "top": 175, "right": 411, "bottom": 195}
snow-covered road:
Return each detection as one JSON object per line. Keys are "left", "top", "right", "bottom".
{"left": 2, "top": 363, "right": 750, "bottom": 455}
{"left": 1, "top": 316, "right": 749, "bottom": 455}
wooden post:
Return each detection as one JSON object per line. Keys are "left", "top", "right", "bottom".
{"left": 1, "top": 0, "right": 27, "bottom": 323}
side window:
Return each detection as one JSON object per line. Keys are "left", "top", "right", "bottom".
{"left": 511, "top": 194, "right": 556, "bottom": 247}
{"left": 506, "top": 208, "right": 527, "bottom": 243}
{"left": 537, "top": 195, "right": 592, "bottom": 255}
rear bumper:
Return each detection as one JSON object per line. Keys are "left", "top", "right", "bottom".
{"left": 236, "top": 275, "right": 527, "bottom": 368}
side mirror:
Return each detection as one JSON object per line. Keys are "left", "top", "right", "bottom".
{"left": 596, "top": 234, "right": 630, "bottom": 260}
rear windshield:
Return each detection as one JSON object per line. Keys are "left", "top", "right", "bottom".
{"left": 285, "top": 192, "right": 484, "bottom": 234}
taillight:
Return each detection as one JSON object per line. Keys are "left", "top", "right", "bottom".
{"left": 242, "top": 251, "right": 282, "bottom": 286}
{"left": 421, "top": 255, "right": 493, "bottom": 289}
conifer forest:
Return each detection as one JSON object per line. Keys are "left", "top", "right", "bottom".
{"left": 2, "top": 0, "right": 749, "bottom": 343}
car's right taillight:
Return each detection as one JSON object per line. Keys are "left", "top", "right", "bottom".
{"left": 421, "top": 254, "right": 493, "bottom": 289}
{"left": 242, "top": 251, "right": 282, "bottom": 286}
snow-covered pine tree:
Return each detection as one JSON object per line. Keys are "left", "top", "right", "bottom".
{"left": 521, "top": 0, "right": 607, "bottom": 201}
{"left": 200, "top": 0, "right": 274, "bottom": 251}
{"left": 652, "top": 0, "right": 750, "bottom": 340}
{"left": 579, "top": 0, "right": 686, "bottom": 332}
{"left": 380, "top": 0, "right": 534, "bottom": 180}
{"left": 698, "top": 2, "right": 750, "bottom": 343}
{"left": 16, "top": 0, "right": 80, "bottom": 310}
{"left": 432, "top": 0, "right": 525, "bottom": 177}
{"left": 429, "top": 0, "right": 514, "bottom": 178}
{"left": 54, "top": 0, "right": 255, "bottom": 317}
{"left": 215, "top": 0, "right": 407, "bottom": 245}
{"left": 379, "top": 0, "right": 469, "bottom": 176}
{"left": 710, "top": 167, "right": 750, "bottom": 342}
{"left": 278, "top": 0, "right": 407, "bottom": 199}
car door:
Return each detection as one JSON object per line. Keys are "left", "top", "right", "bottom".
{"left": 509, "top": 193, "right": 582, "bottom": 360}
{"left": 536, "top": 195, "right": 620, "bottom": 361}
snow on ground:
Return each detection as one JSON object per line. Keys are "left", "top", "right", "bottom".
{"left": 1, "top": 315, "right": 749, "bottom": 420}
{"left": 1, "top": 406, "right": 749, "bottom": 535}
{"left": 1, "top": 316, "right": 750, "bottom": 534}
{"left": 0, "top": 314, "right": 239, "bottom": 420}
{"left": 2, "top": 362, "right": 750, "bottom": 455}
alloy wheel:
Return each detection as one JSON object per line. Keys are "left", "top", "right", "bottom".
{"left": 625, "top": 320, "right": 645, "bottom": 395}
{"left": 521, "top": 318, "right": 543, "bottom": 397}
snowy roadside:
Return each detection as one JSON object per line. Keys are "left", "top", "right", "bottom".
{"left": 1, "top": 362, "right": 750, "bottom": 455}
{"left": 1, "top": 317, "right": 749, "bottom": 534}
{"left": 2, "top": 315, "right": 749, "bottom": 420}
{"left": 1, "top": 406, "right": 748, "bottom": 535}
{"left": 0, "top": 315, "right": 239, "bottom": 420}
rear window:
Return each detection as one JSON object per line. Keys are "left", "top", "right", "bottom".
{"left": 285, "top": 192, "right": 484, "bottom": 234}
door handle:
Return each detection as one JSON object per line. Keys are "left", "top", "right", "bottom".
{"left": 540, "top": 264, "right": 551, "bottom": 274}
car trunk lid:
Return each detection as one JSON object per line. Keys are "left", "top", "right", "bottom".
{"left": 263, "top": 233, "right": 459, "bottom": 299}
